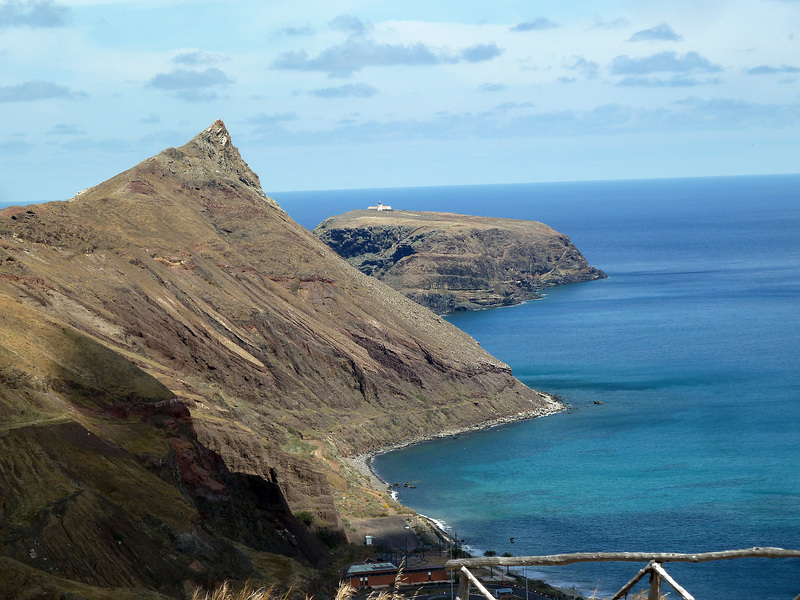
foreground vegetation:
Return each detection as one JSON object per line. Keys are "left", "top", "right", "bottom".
{"left": 192, "top": 579, "right": 670, "bottom": 600}
{"left": 192, "top": 575, "right": 407, "bottom": 600}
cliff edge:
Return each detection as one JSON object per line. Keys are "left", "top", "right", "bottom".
{"left": 314, "top": 210, "right": 606, "bottom": 313}
{"left": 0, "top": 121, "right": 560, "bottom": 598}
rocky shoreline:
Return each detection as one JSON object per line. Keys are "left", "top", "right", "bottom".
{"left": 345, "top": 394, "right": 564, "bottom": 494}
{"left": 343, "top": 399, "right": 581, "bottom": 597}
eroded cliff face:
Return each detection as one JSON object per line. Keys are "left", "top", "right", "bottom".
{"left": 0, "top": 121, "right": 559, "bottom": 598}
{"left": 0, "top": 296, "right": 324, "bottom": 599}
{"left": 314, "top": 210, "right": 606, "bottom": 313}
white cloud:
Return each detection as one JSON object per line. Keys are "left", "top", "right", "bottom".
{"left": 329, "top": 14, "right": 370, "bottom": 36}
{"left": 47, "top": 122, "right": 84, "bottom": 135}
{"left": 592, "top": 16, "right": 630, "bottom": 30}
{"left": 673, "top": 96, "right": 800, "bottom": 129}
{"left": 146, "top": 67, "right": 232, "bottom": 102}
{"left": 0, "top": 79, "right": 84, "bottom": 101}
{"left": 3, "top": 1, "right": 800, "bottom": 200}
{"left": 628, "top": 23, "right": 684, "bottom": 42}
{"left": 245, "top": 96, "right": 800, "bottom": 147}
{"left": 272, "top": 39, "right": 440, "bottom": 78}
{"left": 610, "top": 51, "right": 722, "bottom": 75}
{"left": 272, "top": 37, "right": 502, "bottom": 78}
{"left": 173, "top": 50, "right": 226, "bottom": 66}
{"left": 0, "top": 139, "right": 32, "bottom": 153}
{"left": 148, "top": 67, "right": 232, "bottom": 90}
{"left": 564, "top": 56, "right": 600, "bottom": 79}
{"left": 461, "top": 43, "right": 502, "bottom": 63}
{"left": 510, "top": 18, "right": 558, "bottom": 32}
{"left": 277, "top": 24, "right": 314, "bottom": 37}
{"left": 745, "top": 64, "right": 800, "bottom": 75}
{"left": 310, "top": 83, "right": 378, "bottom": 98}
{"left": 0, "top": 0, "right": 69, "bottom": 28}
{"left": 617, "top": 76, "right": 721, "bottom": 87}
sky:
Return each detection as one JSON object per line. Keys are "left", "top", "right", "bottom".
{"left": 1, "top": 0, "right": 799, "bottom": 203}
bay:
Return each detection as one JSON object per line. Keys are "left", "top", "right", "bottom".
{"left": 275, "top": 174, "right": 800, "bottom": 599}
{"left": 6, "top": 175, "right": 798, "bottom": 597}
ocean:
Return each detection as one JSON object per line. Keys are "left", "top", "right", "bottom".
{"left": 273, "top": 174, "right": 800, "bottom": 600}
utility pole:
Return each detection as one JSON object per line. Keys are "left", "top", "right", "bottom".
{"left": 449, "top": 537, "right": 454, "bottom": 600}
{"left": 525, "top": 565, "right": 528, "bottom": 600}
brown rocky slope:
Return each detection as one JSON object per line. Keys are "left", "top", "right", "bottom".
{"left": 314, "top": 210, "right": 606, "bottom": 313}
{"left": 0, "top": 121, "right": 559, "bottom": 598}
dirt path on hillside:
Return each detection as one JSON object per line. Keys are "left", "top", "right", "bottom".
{"left": 0, "top": 414, "right": 73, "bottom": 433}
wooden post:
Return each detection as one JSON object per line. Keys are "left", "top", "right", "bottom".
{"left": 456, "top": 570, "right": 471, "bottom": 600}
{"left": 650, "top": 562, "right": 694, "bottom": 600}
{"left": 610, "top": 562, "right": 651, "bottom": 600}
{"left": 457, "top": 566, "right": 497, "bottom": 600}
{"left": 648, "top": 563, "right": 662, "bottom": 600}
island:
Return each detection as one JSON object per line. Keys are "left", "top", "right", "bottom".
{"left": 314, "top": 210, "right": 606, "bottom": 313}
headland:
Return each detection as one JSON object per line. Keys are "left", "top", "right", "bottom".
{"left": 314, "top": 209, "right": 606, "bottom": 313}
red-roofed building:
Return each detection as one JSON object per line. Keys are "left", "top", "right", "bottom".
{"left": 344, "top": 562, "right": 448, "bottom": 588}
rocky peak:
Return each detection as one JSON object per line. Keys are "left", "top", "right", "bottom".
{"left": 0, "top": 122, "right": 561, "bottom": 597}
{"left": 189, "top": 119, "right": 234, "bottom": 157}
{"left": 147, "top": 119, "right": 275, "bottom": 205}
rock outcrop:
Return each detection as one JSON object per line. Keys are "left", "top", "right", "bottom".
{"left": 0, "top": 121, "right": 560, "bottom": 598}
{"left": 314, "top": 210, "right": 606, "bottom": 313}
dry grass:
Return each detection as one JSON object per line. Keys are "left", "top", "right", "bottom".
{"left": 188, "top": 570, "right": 678, "bottom": 600}
{"left": 192, "top": 581, "right": 291, "bottom": 600}
{"left": 195, "top": 569, "right": 416, "bottom": 600}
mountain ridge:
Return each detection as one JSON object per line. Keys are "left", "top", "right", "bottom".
{"left": 0, "top": 120, "right": 559, "bottom": 598}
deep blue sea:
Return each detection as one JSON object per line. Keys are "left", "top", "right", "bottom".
{"left": 274, "top": 175, "right": 800, "bottom": 600}
{"left": 5, "top": 177, "right": 797, "bottom": 597}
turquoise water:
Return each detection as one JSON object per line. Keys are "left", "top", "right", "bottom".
{"left": 276, "top": 175, "right": 800, "bottom": 599}
{"left": 7, "top": 178, "right": 798, "bottom": 597}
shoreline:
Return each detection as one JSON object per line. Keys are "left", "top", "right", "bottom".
{"left": 344, "top": 394, "right": 565, "bottom": 493}
{"left": 340, "top": 396, "right": 593, "bottom": 597}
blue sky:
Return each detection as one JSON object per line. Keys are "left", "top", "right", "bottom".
{"left": 1, "top": 0, "right": 799, "bottom": 203}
